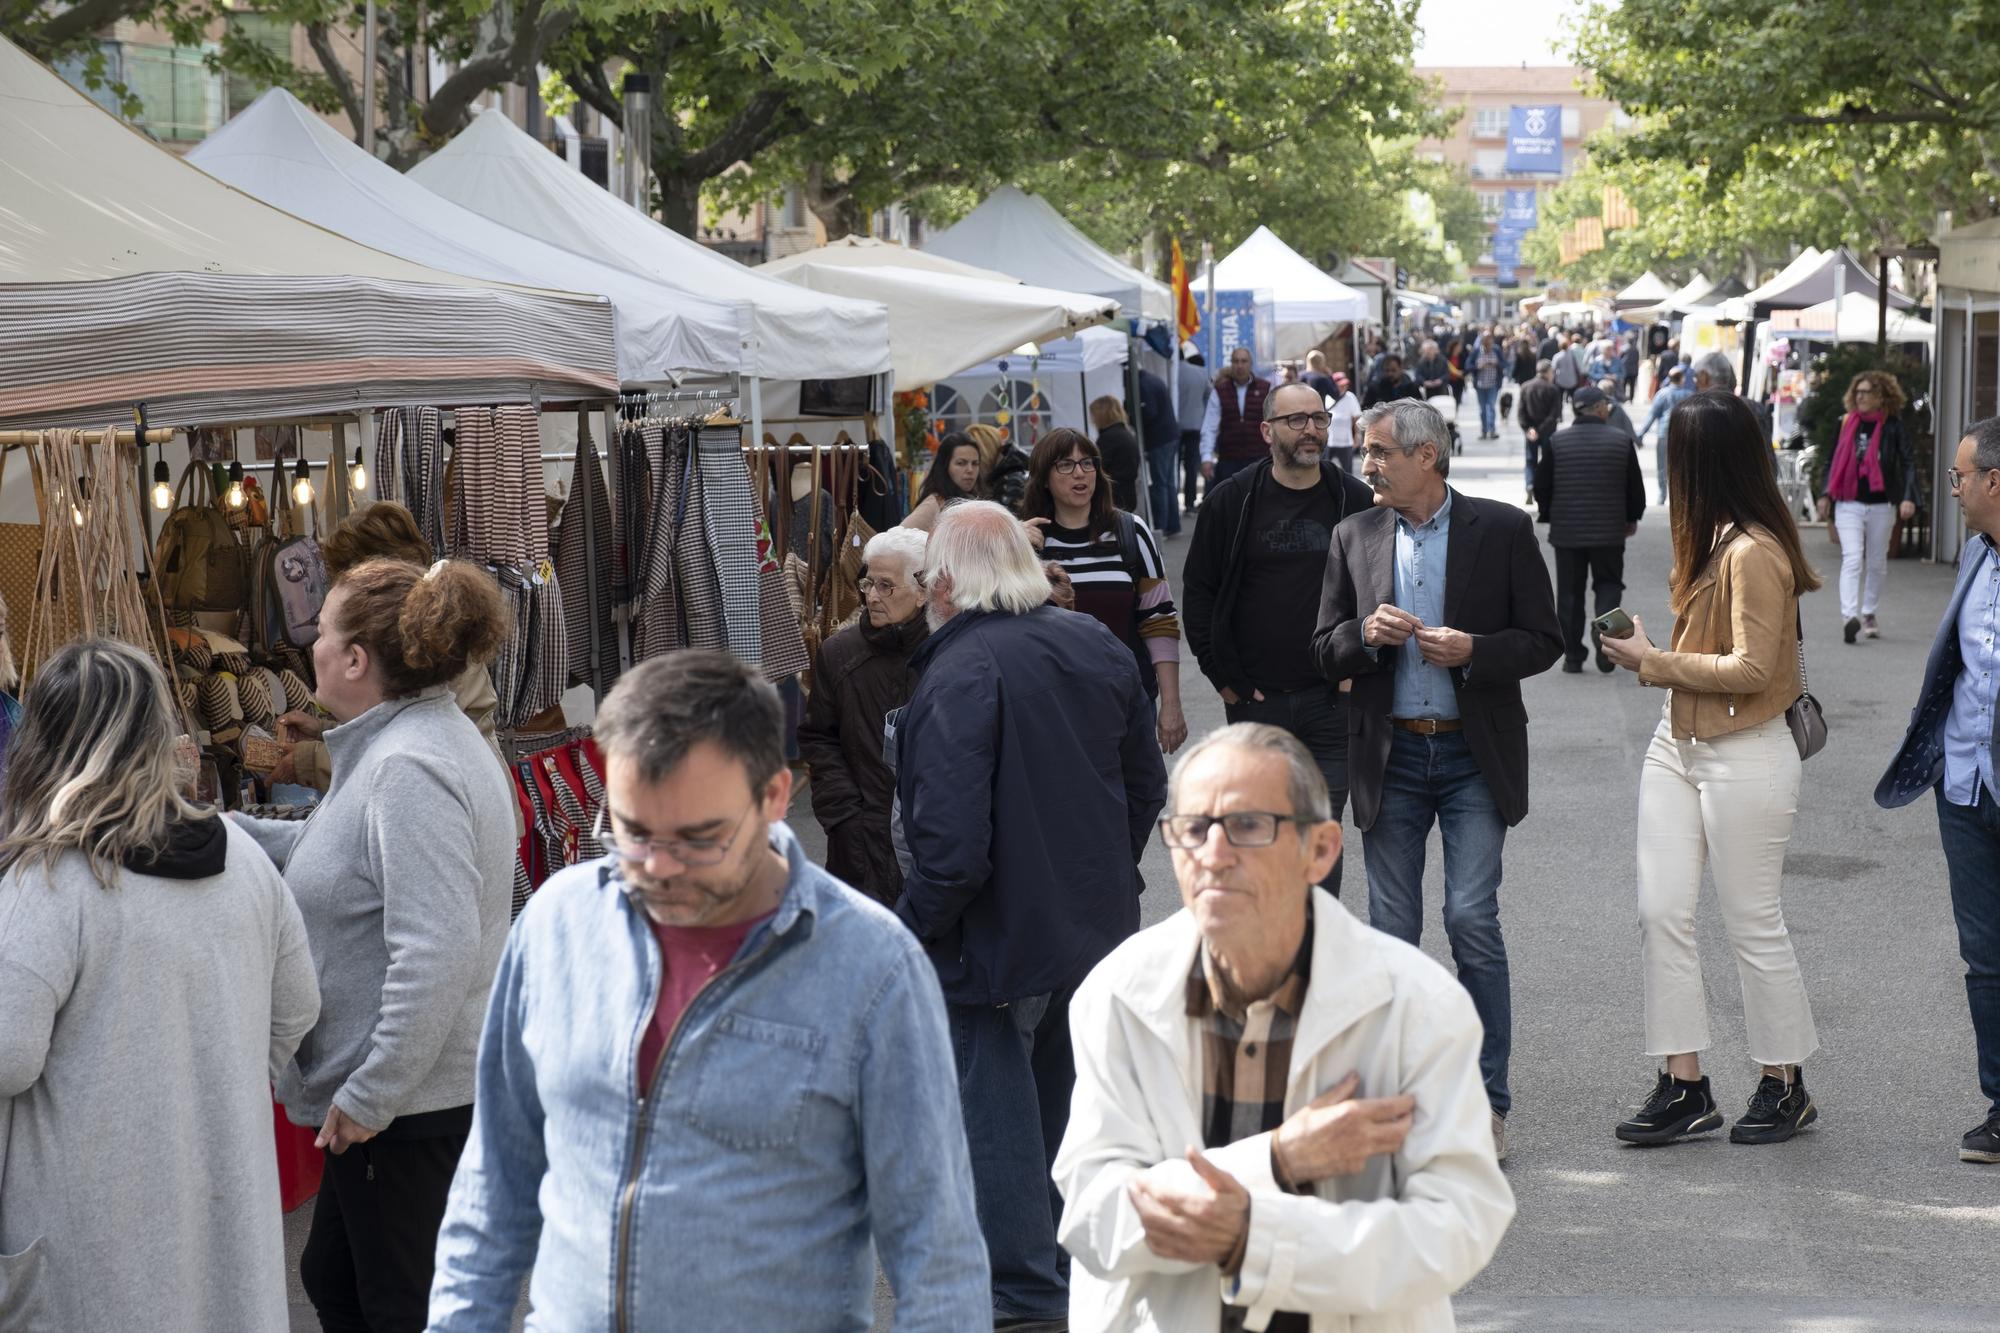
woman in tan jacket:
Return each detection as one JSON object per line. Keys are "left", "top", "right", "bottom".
{"left": 1601, "top": 392, "right": 1825, "bottom": 1148}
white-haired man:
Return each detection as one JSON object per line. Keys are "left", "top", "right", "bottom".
{"left": 896, "top": 500, "right": 1169, "bottom": 1328}
{"left": 1054, "top": 723, "right": 1513, "bottom": 1331}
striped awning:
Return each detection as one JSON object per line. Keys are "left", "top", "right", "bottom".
{"left": 0, "top": 36, "right": 618, "bottom": 430}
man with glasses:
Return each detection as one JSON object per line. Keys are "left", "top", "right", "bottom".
{"left": 1184, "top": 380, "right": 1374, "bottom": 894}
{"left": 1054, "top": 722, "right": 1513, "bottom": 1332}
{"left": 1877, "top": 416, "right": 2000, "bottom": 1164}
{"left": 429, "top": 650, "right": 989, "bottom": 1331}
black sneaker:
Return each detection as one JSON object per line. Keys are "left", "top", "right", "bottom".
{"left": 1615, "top": 1069, "right": 1723, "bottom": 1145}
{"left": 1730, "top": 1071, "right": 1818, "bottom": 1144}
{"left": 1960, "top": 1110, "right": 2000, "bottom": 1163}
{"left": 1562, "top": 659, "right": 1585, "bottom": 674}
{"left": 1843, "top": 617, "right": 1861, "bottom": 644}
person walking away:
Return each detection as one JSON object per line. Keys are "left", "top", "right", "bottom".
{"left": 1518, "top": 359, "right": 1564, "bottom": 506}
{"left": 1472, "top": 331, "right": 1506, "bottom": 440}
{"left": 799, "top": 527, "right": 931, "bottom": 907}
{"left": 1327, "top": 371, "right": 1363, "bottom": 473}
{"left": 1553, "top": 333, "right": 1584, "bottom": 415}
{"left": 1020, "top": 427, "right": 1189, "bottom": 755}
{"left": 1655, "top": 337, "right": 1681, "bottom": 392}
{"left": 234, "top": 558, "right": 516, "bottom": 1332}
{"left": 1361, "top": 353, "right": 1422, "bottom": 410}
{"left": 1177, "top": 347, "right": 1213, "bottom": 513}
{"left": 896, "top": 502, "right": 1169, "bottom": 1327}
{"left": 1536, "top": 385, "right": 1646, "bottom": 673}
{"left": 903, "top": 431, "right": 985, "bottom": 533}
{"left": 0, "top": 639, "right": 319, "bottom": 1332}
{"left": 1510, "top": 334, "right": 1539, "bottom": 388}
{"left": 1136, "top": 368, "right": 1182, "bottom": 535}
{"left": 1089, "top": 394, "right": 1145, "bottom": 514}
{"left": 1639, "top": 364, "right": 1692, "bottom": 504}
{"left": 1445, "top": 335, "right": 1468, "bottom": 408}
{"left": 1312, "top": 399, "right": 1562, "bottom": 1162}
{"left": 1600, "top": 391, "right": 1825, "bottom": 1147}
{"left": 1621, "top": 336, "right": 1642, "bottom": 403}
{"left": 1199, "top": 347, "right": 1273, "bottom": 490}
{"left": 1301, "top": 348, "right": 1340, "bottom": 405}
{"left": 1053, "top": 723, "right": 1514, "bottom": 1332}
{"left": 1815, "top": 372, "right": 1919, "bottom": 642}
{"left": 1874, "top": 416, "right": 2000, "bottom": 1163}
{"left": 1183, "top": 380, "right": 1375, "bottom": 895}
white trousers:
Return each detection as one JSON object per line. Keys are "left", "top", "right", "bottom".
{"left": 1833, "top": 499, "right": 1894, "bottom": 620}
{"left": 1636, "top": 713, "right": 1819, "bottom": 1067}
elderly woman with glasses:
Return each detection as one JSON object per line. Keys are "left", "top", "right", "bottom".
{"left": 1814, "top": 371, "right": 1918, "bottom": 642}
{"left": 1019, "top": 426, "right": 1188, "bottom": 754}
{"left": 798, "top": 527, "right": 932, "bottom": 906}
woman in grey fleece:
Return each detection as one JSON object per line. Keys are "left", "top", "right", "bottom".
{"left": 0, "top": 639, "right": 320, "bottom": 1332}
{"left": 234, "top": 557, "right": 516, "bottom": 1332}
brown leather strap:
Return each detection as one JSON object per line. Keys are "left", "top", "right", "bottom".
{"left": 1391, "top": 717, "right": 1463, "bottom": 734}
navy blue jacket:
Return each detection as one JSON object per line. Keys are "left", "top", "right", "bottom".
{"left": 1876, "top": 536, "right": 2000, "bottom": 808}
{"left": 1137, "top": 370, "right": 1180, "bottom": 451}
{"left": 895, "top": 604, "right": 1169, "bottom": 1004}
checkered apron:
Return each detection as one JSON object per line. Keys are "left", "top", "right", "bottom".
{"left": 632, "top": 426, "right": 689, "bottom": 661}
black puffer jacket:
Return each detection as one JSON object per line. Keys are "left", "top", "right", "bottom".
{"left": 989, "top": 445, "right": 1032, "bottom": 513}
{"left": 798, "top": 614, "right": 928, "bottom": 907}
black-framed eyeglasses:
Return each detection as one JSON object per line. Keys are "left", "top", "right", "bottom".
{"left": 594, "top": 802, "right": 755, "bottom": 868}
{"left": 1270, "top": 411, "right": 1334, "bottom": 431}
{"left": 1948, "top": 466, "right": 1996, "bottom": 491}
{"left": 1158, "top": 811, "right": 1316, "bottom": 849}
{"left": 1053, "top": 457, "right": 1098, "bottom": 475}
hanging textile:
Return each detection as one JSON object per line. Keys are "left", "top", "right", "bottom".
{"left": 377, "top": 407, "right": 445, "bottom": 557}
{"left": 21, "top": 429, "right": 169, "bottom": 677}
{"left": 508, "top": 732, "right": 605, "bottom": 916}
{"left": 552, "top": 416, "right": 618, "bottom": 693}
{"left": 695, "top": 425, "right": 762, "bottom": 667}
{"left": 754, "top": 498, "right": 811, "bottom": 681}
{"left": 668, "top": 431, "right": 727, "bottom": 656}
{"left": 631, "top": 425, "right": 689, "bottom": 661}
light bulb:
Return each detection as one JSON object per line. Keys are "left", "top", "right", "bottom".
{"left": 152, "top": 459, "right": 172, "bottom": 510}
{"left": 225, "top": 461, "right": 245, "bottom": 509}
{"left": 71, "top": 503, "right": 84, "bottom": 527}
{"left": 72, "top": 477, "right": 88, "bottom": 526}
{"left": 292, "top": 457, "right": 314, "bottom": 506}
{"left": 349, "top": 446, "right": 367, "bottom": 492}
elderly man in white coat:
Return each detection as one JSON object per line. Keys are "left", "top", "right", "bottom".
{"left": 1053, "top": 722, "right": 1513, "bottom": 1332}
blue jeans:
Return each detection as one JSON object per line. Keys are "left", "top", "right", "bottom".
{"left": 951, "top": 990, "right": 1072, "bottom": 1320}
{"left": 1522, "top": 434, "right": 1540, "bottom": 492}
{"left": 1937, "top": 786, "right": 2000, "bottom": 1115}
{"left": 1361, "top": 730, "right": 1512, "bottom": 1115}
{"left": 1475, "top": 384, "right": 1499, "bottom": 436}
{"left": 1226, "top": 685, "right": 1350, "bottom": 895}
{"left": 1147, "top": 438, "right": 1182, "bottom": 534}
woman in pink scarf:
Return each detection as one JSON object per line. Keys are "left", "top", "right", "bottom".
{"left": 1815, "top": 372, "right": 1917, "bottom": 642}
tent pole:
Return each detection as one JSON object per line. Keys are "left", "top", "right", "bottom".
{"left": 749, "top": 373, "right": 765, "bottom": 456}
{"left": 1877, "top": 253, "right": 1890, "bottom": 354}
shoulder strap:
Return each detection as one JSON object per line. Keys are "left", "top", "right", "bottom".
{"left": 1115, "top": 509, "right": 1144, "bottom": 579}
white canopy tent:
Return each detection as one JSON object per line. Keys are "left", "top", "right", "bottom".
{"left": 0, "top": 37, "right": 616, "bottom": 430}
{"left": 1199, "top": 226, "right": 1368, "bottom": 358}
{"left": 409, "top": 109, "right": 890, "bottom": 382}
{"left": 760, "top": 242, "right": 1117, "bottom": 387}
{"left": 188, "top": 89, "right": 740, "bottom": 385}
{"left": 1613, "top": 271, "right": 1675, "bottom": 309}
{"left": 923, "top": 186, "right": 1172, "bottom": 320}
{"left": 1768, "top": 292, "right": 1935, "bottom": 344}
{"left": 936, "top": 326, "right": 1129, "bottom": 441}
{"left": 762, "top": 235, "right": 1020, "bottom": 284}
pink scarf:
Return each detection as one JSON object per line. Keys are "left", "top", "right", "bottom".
{"left": 1826, "top": 411, "right": 1886, "bottom": 502}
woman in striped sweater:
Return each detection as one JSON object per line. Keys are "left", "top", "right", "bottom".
{"left": 1019, "top": 427, "right": 1188, "bottom": 754}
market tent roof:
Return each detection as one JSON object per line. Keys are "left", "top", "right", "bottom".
{"left": 1940, "top": 216, "right": 2000, "bottom": 294}
{"left": 1626, "top": 271, "right": 1749, "bottom": 321}
{"left": 1613, "top": 271, "right": 1674, "bottom": 308}
{"left": 923, "top": 186, "right": 1172, "bottom": 320}
{"left": 188, "top": 89, "right": 740, "bottom": 385}
{"left": 758, "top": 250, "right": 1116, "bottom": 387}
{"left": 1723, "top": 247, "right": 1914, "bottom": 320}
{"left": 950, "top": 324, "right": 1129, "bottom": 378}
{"left": 1768, "top": 292, "right": 1934, "bottom": 343}
{"left": 409, "top": 109, "right": 889, "bottom": 381}
{"left": 761, "top": 235, "right": 1023, "bottom": 285}
{"left": 1201, "top": 227, "right": 1368, "bottom": 323}
{"left": 1337, "top": 259, "right": 1391, "bottom": 321}
{"left": 0, "top": 36, "right": 615, "bottom": 429}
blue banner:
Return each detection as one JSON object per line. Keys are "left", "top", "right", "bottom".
{"left": 1502, "top": 188, "right": 1538, "bottom": 229}
{"left": 1504, "top": 105, "right": 1563, "bottom": 174}
{"left": 1490, "top": 232, "right": 1522, "bottom": 266}
{"left": 1198, "top": 290, "right": 1273, "bottom": 374}
{"left": 1497, "top": 267, "right": 1517, "bottom": 286}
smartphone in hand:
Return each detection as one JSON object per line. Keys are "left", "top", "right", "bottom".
{"left": 1593, "top": 608, "right": 1635, "bottom": 640}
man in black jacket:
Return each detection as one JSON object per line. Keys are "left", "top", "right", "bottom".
{"left": 1517, "top": 358, "right": 1564, "bottom": 507}
{"left": 1313, "top": 398, "right": 1561, "bottom": 1159}
{"left": 1536, "top": 384, "right": 1647, "bottom": 673}
{"left": 1183, "top": 380, "right": 1375, "bottom": 892}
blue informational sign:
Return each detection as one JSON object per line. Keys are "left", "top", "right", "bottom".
{"left": 1497, "top": 267, "right": 1517, "bottom": 286}
{"left": 1490, "top": 232, "right": 1523, "bottom": 266}
{"left": 1504, "top": 105, "right": 1563, "bottom": 174}
{"left": 1198, "top": 289, "right": 1275, "bottom": 375}
{"left": 1502, "top": 188, "right": 1538, "bottom": 229}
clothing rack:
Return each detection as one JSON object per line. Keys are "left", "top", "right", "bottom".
{"left": 0, "top": 428, "right": 175, "bottom": 447}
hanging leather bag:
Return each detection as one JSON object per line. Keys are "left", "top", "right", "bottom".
{"left": 156, "top": 460, "right": 247, "bottom": 612}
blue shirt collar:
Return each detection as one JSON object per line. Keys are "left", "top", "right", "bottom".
{"left": 1395, "top": 486, "right": 1453, "bottom": 536}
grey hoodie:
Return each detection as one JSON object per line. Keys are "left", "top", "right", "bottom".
{"left": 236, "top": 685, "right": 516, "bottom": 1130}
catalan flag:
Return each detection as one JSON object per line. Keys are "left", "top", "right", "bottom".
{"left": 1171, "top": 237, "right": 1201, "bottom": 342}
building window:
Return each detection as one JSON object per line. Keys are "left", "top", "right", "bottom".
{"left": 1562, "top": 106, "right": 1582, "bottom": 139}
{"left": 121, "top": 42, "right": 223, "bottom": 140}
{"left": 1471, "top": 148, "right": 1507, "bottom": 179}
{"left": 224, "top": 13, "right": 294, "bottom": 118}
{"left": 1471, "top": 106, "right": 1507, "bottom": 139}
{"left": 1478, "top": 191, "right": 1503, "bottom": 219}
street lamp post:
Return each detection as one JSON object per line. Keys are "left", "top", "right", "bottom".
{"left": 361, "top": 0, "right": 376, "bottom": 154}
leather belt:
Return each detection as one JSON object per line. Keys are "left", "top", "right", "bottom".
{"left": 1392, "top": 717, "right": 1463, "bottom": 735}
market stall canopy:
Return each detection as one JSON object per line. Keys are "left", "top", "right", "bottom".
{"left": 1626, "top": 270, "right": 1750, "bottom": 321}
{"left": 1940, "top": 217, "right": 2000, "bottom": 295}
{"left": 1768, "top": 292, "right": 1934, "bottom": 343}
{"left": 0, "top": 36, "right": 616, "bottom": 430}
{"left": 922, "top": 186, "right": 1172, "bottom": 320}
{"left": 1613, "top": 271, "right": 1675, "bottom": 309}
{"left": 409, "top": 109, "right": 890, "bottom": 381}
{"left": 759, "top": 252, "right": 1116, "bottom": 387}
{"left": 761, "top": 235, "right": 1022, "bottom": 285}
{"left": 1201, "top": 227, "right": 1369, "bottom": 323}
{"left": 1338, "top": 259, "right": 1391, "bottom": 321}
{"left": 1723, "top": 247, "right": 1913, "bottom": 320}
{"left": 950, "top": 324, "right": 1129, "bottom": 378}
{"left": 188, "top": 89, "right": 741, "bottom": 385}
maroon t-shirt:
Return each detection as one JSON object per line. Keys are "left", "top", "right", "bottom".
{"left": 635, "top": 909, "right": 776, "bottom": 1092}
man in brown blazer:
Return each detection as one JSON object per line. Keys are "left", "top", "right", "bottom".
{"left": 1312, "top": 398, "right": 1561, "bottom": 1161}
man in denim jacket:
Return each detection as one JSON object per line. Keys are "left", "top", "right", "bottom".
{"left": 428, "top": 651, "right": 988, "bottom": 1330}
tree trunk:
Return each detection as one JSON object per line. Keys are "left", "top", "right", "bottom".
{"left": 656, "top": 170, "right": 703, "bottom": 237}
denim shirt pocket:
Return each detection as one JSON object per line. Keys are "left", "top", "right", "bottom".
{"left": 681, "top": 1012, "right": 826, "bottom": 1150}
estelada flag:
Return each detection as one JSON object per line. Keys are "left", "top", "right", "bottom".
{"left": 1171, "top": 237, "right": 1201, "bottom": 342}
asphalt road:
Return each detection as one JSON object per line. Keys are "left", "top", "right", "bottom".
{"left": 288, "top": 388, "right": 1998, "bottom": 1332}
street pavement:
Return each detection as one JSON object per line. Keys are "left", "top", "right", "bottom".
{"left": 286, "top": 387, "right": 1999, "bottom": 1331}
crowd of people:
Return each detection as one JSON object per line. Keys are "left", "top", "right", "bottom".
{"left": 2, "top": 316, "right": 1998, "bottom": 1333}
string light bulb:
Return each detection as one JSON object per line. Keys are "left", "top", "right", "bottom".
{"left": 225, "top": 460, "right": 246, "bottom": 509}
{"left": 71, "top": 476, "right": 89, "bottom": 527}
{"left": 151, "top": 459, "right": 173, "bottom": 510}
{"left": 349, "top": 446, "right": 367, "bottom": 493}
{"left": 292, "top": 456, "right": 315, "bottom": 507}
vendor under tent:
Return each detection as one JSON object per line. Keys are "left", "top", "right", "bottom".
{"left": 409, "top": 109, "right": 891, "bottom": 384}
{"left": 0, "top": 36, "right": 616, "bottom": 431}
{"left": 1768, "top": 292, "right": 1935, "bottom": 344}
{"left": 759, "top": 246, "right": 1118, "bottom": 388}
{"left": 922, "top": 185, "right": 1173, "bottom": 321}
{"left": 1199, "top": 226, "right": 1369, "bottom": 359}
{"left": 188, "top": 89, "right": 742, "bottom": 385}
